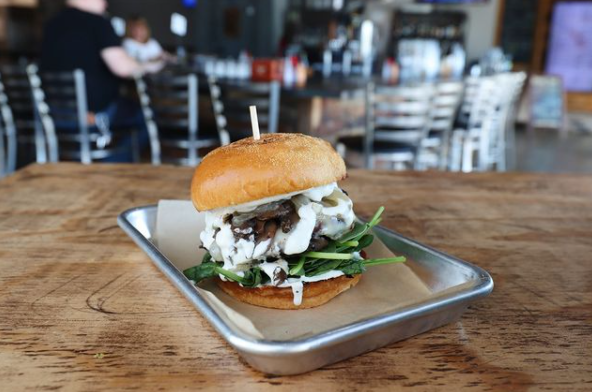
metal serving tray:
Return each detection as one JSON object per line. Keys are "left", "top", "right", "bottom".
{"left": 118, "top": 205, "right": 493, "bottom": 375}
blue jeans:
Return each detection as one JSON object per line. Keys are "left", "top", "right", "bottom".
{"left": 96, "top": 98, "right": 149, "bottom": 163}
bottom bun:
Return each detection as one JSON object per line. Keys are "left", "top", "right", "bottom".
{"left": 216, "top": 274, "right": 362, "bottom": 310}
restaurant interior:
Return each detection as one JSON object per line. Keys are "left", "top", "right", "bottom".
{"left": 2, "top": 1, "right": 592, "bottom": 388}
{"left": 1, "top": 0, "right": 591, "bottom": 176}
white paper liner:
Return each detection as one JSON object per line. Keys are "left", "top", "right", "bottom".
{"left": 156, "top": 200, "right": 433, "bottom": 341}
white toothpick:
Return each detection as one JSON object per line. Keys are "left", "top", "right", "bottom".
{"left": 249, "top": 105, "right": 261, "bottom": 140}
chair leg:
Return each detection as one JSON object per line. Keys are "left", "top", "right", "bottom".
{"left": 439, "top": 130, "right": 451, "bottom": 171}
{"left": 34, "top": 124, "right": 48, "bottom": 164}
{"left": 146, "top": 122, "right": 161, "bottom": 165}
{"left": 0, "top": 131, "right": 5, "bottom": 176}
{"left": 131, "top": 130, "right": 140, "bottom": 163}
{"left": 478, "top": 126, "right": 489, "bottom": 171}
{"left": 450, "top": 131, "right": 463, "bottom": 172}
{"left": 462, "top": 134, "right": 474, "bottom": 173}
{"left": 8, "top": 129, "right": 17, "bottom": 173}
{"left": 497, "top": 129, "right": 507, "bottom": 172}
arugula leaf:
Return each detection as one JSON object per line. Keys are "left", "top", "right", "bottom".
{"left": 336, "top": 206, "right": 385, "bottom": 245}
{"left": 335, "top": 222, "right": 367, "bottom": 244}
{"left": 338, "top": 260, "right": 366, "bottom": 275}
{"left": 183, "top": 258, "right": 264, "bottom": 288}
{"left": 183, "top": 261, "right": 218, "bottom": 282}
{"left": 241, "top": 267, "right": 263, "bottom": 287}
{"left": 305, "top": 259, "right": 343, "bottom": 277}
{"left": 289, "top": 255, "right": 306, "bottom": 276}
{"left": 363, "top": 257, "right": 406, "bottom": 266}
{"left": 355, "top": 234, "right": 374, "bottom": 251}
{"left": 303, "top": 251, "right": 353, "bottom": 260}
{"left": 202, "top": 252, "right": 212, "bottom": 264}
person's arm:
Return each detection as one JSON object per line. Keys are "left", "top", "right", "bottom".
{"left": 101, "top": 47, "right": 164, "bottom": 78}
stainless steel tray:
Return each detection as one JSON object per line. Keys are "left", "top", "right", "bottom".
{"left": 118, "top": 205, "right": 493, "bottom": 375}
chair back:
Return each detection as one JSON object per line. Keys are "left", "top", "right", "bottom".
{"left": 0, "top": 72, "right": 17, "bottom": 175}
{"left": 456, "top": 73, "right": 527, "bottom": 172}
{"left": 428, "top": 81, "right": 464, "bottom": 169}
{"left": 363, "top": 83, "right": 434, "bottom": 169}
{"left": 137, "top": 72, "right": 218, "bottom": 166}
{"left": 208, "top": 78, "right": 280, "bottom": 144}
{"left": 28, "top": 65, "right": 94, "bottom": 162}
{"left": 488, "top": 72, "right": 527, "bottom": 171}
{"left": 0, "top": 64, "right": 47, "bottom": 164}
{"left": 29, "top": 65, "right": 135, "bottom": 163}
{"left": 366, "top": 83, "right": 434, "bottom": 147}
{"left": 431, "top": 81, "right": 463, "bottom": 132}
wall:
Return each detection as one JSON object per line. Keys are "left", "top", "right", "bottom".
{"left": 444, "top": 0, "right": 501, "bottom": 61}
{"left": 109, "top": 0, "right": 287, "bottom": 57}
{"left": 108, "top": 0, "right": 499, "bottom": 60}
{"left": 367, "top": 0, "right": 501, "bottom": 61}
{"left": 107, "top": 0, "right": 197, "bottom": 50}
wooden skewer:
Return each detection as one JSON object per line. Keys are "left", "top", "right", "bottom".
{"left": 249, "top": 105, "right": 261, "bottom": 140}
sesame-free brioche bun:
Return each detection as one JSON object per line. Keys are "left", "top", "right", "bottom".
{"left": 216, "top": 274, "right": 361, "bottom": 310}
{"left": 191, "top": 133, "right": 346, "bottom": 211}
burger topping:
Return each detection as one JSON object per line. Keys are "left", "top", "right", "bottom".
{"left": 228, "top": 200, "right": 300, "bottom": 243}
{"left": 184, "top": 207, "right": 408, "bottom": 306}
{"left": 200, "top": 182, "right": 355, "bottom": 269}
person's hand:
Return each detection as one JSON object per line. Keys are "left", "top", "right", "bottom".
{"left": 142, "top": 60, "right": 166, "bottom": 74}
{"left": 162, "top": 52, "right": 178, "bottom": 64}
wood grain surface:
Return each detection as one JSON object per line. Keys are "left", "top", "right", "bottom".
{"left": 1, "top": 163, "right": 591, "bottom": 391}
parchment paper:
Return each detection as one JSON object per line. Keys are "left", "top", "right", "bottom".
{"left": 156, "top": 200, "right": 433, "bottom": 341}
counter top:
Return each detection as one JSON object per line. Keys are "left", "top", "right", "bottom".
{"left": 1, "top": 164, "right": 591, "bottom": 391}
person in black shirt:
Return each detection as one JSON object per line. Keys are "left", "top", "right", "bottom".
{"left": 40, "top": 0, "right": 163, "bottom": 161}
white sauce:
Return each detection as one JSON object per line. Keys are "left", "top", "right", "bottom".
{"left": 258, "top": 261, "right": 345, "bottom": 305}
{"left": 290, "top": 282, "right": 304, "bottom": 306}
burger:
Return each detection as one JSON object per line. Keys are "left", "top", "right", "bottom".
{"left": 184, "top": 133, "right": 405, "bottom": 309}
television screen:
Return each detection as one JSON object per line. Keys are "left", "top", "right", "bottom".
{"left": 545, "top": 2, "right": 592, "bottom": 92}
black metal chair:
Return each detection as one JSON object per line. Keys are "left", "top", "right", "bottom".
{"left": 136, "top": 72, "right": 219, "bottom": 166}
{"left": 0, "top": 64, "right": 48, "bottom": 165}
{"left": 0, "top": 72, "right": 17, "bottom": 176}
{"left": 208, "top": 78, "right": 280, "bottom": 144}
{"left": 338, "top": 83, "right": 434, "bottom": 170}
{"left": 28, "top": 64, "right": 149, "bottom": 164}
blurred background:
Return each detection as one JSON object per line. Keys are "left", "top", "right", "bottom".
{"left": 1, "top": 0, "right": 591, "bottom": 176}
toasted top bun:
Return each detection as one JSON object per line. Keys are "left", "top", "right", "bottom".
{"left": 191, "top": 133, "right": 347, "bottom": 211}
{"left": 216, "top": 274, "right": 361, "bottom": 310}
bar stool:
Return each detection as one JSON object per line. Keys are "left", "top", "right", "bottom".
{"left": 0, "top": 64, "right": 48, "bottom": 165}
{"left": 208, "top": 78, "right": 280, "bottom": 144}
{"left": 28, "top": 65, "right": 150, "bottom": 164}
{"left": 418, "top": 81, "right": 464, "bottom": 170}
{"left": 0, "top": 72, "right": 17, "bottom": 176}
{"left": 337, "top": 82, "right": 434, "bottom": 170}
{"left": 136, "top": 72, "right": 219, "bottom": 166}
{"left": 450, "top": 73, "right": 526, "bottom": 172}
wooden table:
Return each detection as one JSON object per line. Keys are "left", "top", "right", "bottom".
{"left": 1, "top": 163, "right": 591, "bottom": 391}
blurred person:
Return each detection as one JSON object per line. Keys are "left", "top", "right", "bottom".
{"left": 123, "top": 16, "right": 169, "bottom": 63}
{"left": 40, "top": 0, "right": 164, "bottom": 161}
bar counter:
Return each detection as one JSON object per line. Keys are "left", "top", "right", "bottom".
{"left": 1, "top": 164, "right": 591, "bottom": 390}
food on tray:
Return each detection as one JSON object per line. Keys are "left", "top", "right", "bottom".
{"left": 184, "top": 133, "right": 405, "bottom": 309}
